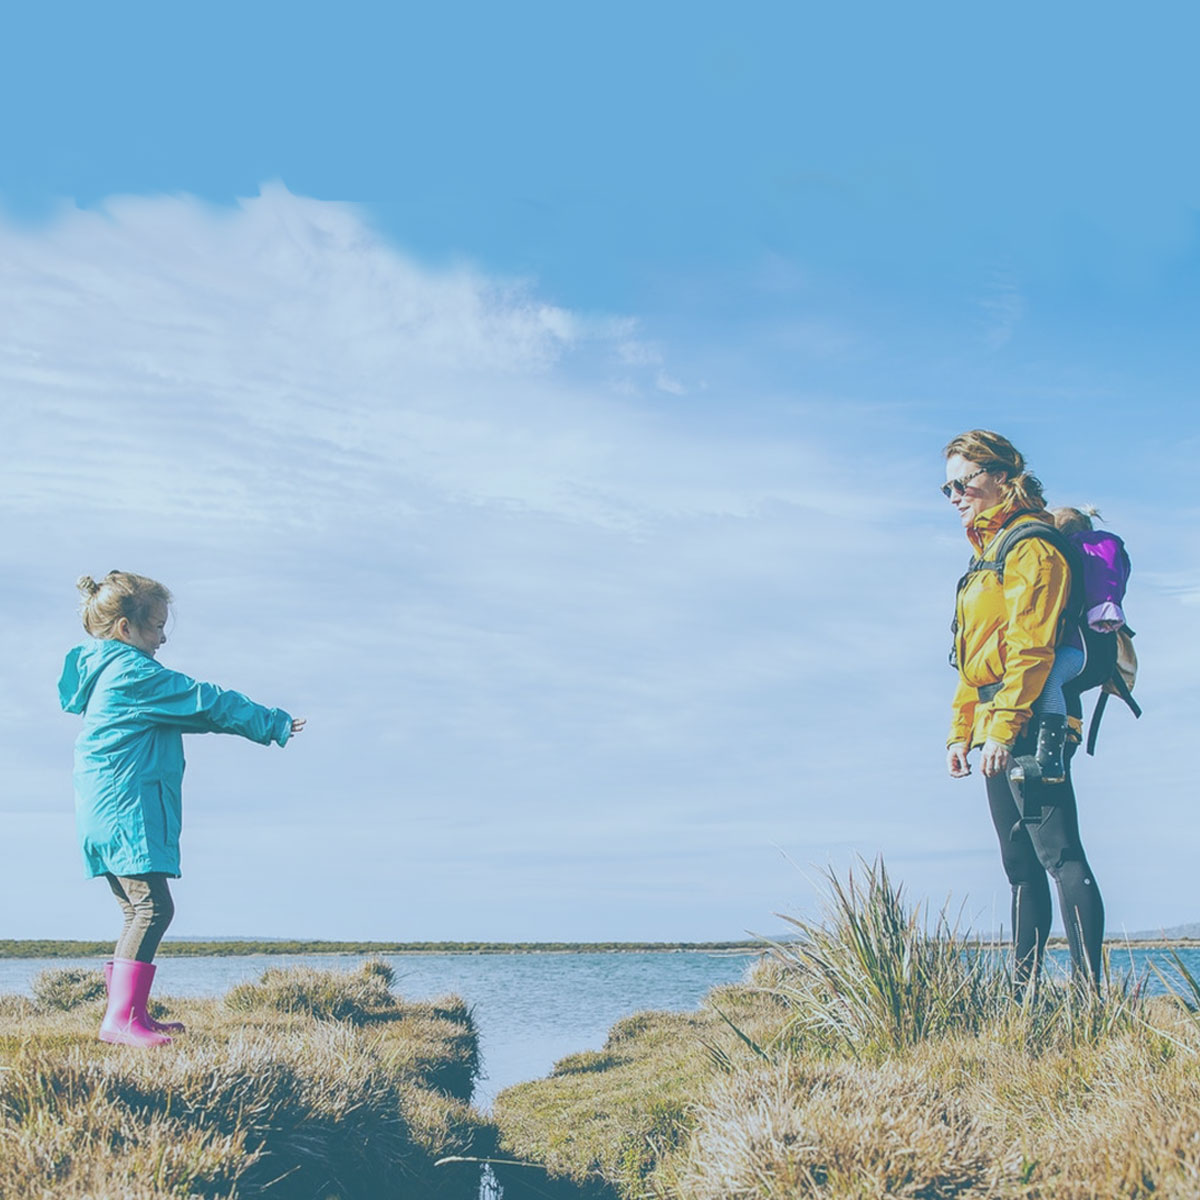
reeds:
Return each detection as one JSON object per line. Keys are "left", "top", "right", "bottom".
{"left": 762, "top": 859, "right": 1012, "bottom": 1055}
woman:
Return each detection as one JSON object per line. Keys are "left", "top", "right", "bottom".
{"left": 943, "top": 430, "right": 1103, "bottom": 991}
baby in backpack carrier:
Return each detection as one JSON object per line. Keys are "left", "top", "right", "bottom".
{"left": 1024, "top": 506, "right": 1131, "bottom": 784}
{"left": 1053, "top": 506, "right": 1130, "bottom": 633}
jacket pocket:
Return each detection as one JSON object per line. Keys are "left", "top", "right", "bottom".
{"left": 141, "top": 781, "right": 180, "bottom": 851}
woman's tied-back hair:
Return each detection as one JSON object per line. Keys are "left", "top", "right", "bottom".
{"left": 1052, "top": 505, "right": 1100, "bottom": 534}
{"left": 77, "top": 571, "right": 172, "bottom": 638}
{"left": 943, "top": 429, "right": 1046, "bottom": 511}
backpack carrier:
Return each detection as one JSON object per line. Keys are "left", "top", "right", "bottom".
{"left": 950, "top": 515, "right": 1142, "bottom": 757}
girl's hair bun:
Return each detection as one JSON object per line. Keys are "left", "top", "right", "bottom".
{"left": 76, "top": 571, "right": 172, "bottom": 637}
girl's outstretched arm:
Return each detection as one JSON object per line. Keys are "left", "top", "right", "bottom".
{"left": 129, "top": 659, "right": 296, "bottom": 747}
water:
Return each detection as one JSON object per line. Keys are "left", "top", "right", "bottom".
{"left": 4, "top": 943, "right": 1197, "bottom": 1107}
{"left": 0, "top": 949, "right": 760, "bottom": 1107}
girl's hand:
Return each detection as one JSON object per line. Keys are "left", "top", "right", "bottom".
{"left": 290, "top": 717, "right": 307, "bottom": 735}
{"left": 979, "top": 738, "right": 1011, "bottom": 778}
{"left": 947, "top": 743, "right": 971, "bottom": 778}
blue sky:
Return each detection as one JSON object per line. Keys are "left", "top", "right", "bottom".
{"left": 1, "top": 4, "right": 1197, "bottom": 941}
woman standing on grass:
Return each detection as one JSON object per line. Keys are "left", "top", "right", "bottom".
{"left": 59, "top": 571, "right": 305, "bottom": 1046}
{"left": 943, "top": 431, "right": 1103, "bottom": 992}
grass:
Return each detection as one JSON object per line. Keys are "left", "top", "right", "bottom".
{"left": 0, "top": 960, "right": 493, "bottom": 1199}
{"left": 490, "top": 859, "right": 1200, "bottom": 1200}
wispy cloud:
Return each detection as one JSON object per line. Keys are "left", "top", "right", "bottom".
{"left": 977, "top": 271, "right": 1024, "bottom": 348}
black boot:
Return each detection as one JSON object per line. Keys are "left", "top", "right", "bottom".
{"left": 1033, "top": 713, "right": 1068, "bottom": 784}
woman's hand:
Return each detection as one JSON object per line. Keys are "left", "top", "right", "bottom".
{"left": 947, "top": 743, "right": 971, "bottom": 778}
{"left": 290, "top": 717, "right": 307, "bottom": 735}
{"left": 979, "top": 738, "right": 1011, "bottom": 778}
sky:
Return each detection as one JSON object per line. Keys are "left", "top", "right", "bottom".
{"left": 1, "top": 3, "right": 1197, "bottom": 942}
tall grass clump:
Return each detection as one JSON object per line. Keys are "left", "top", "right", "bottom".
{"left": 767, "top": 857, "right": 1012, "bottom": 1056}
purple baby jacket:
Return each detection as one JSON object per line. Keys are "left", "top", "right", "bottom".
{"left": 1071, "top": 530, "right": 1130, "bottom": 629}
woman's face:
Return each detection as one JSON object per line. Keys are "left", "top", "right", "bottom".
{"left": 944, "top": 454, "right": 1008, "bottom": 528}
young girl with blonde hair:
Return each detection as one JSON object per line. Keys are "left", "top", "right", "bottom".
{"left": 59, "top": 571, "right": 305, "bottom": 1047}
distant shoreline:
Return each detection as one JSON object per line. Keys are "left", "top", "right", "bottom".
{"left": 0, "top": 939, "right": 766, "bottom": 959}
{"left": 2, "top": 937, "right": 1197, "bottom": 959}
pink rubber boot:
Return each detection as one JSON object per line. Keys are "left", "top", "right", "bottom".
{"left": 99, "top": 959, "right": 172, "bottom": 1047}
{"left": 104, "top": 960, "right": 185, "bottom": 1034}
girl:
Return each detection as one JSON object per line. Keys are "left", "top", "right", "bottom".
{"left": 59, "top": 571, "right": 305, "bottom": 1047}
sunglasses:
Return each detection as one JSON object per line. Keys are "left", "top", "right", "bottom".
{"left": 941, "top": 466, "right": 989, "bottom": 499}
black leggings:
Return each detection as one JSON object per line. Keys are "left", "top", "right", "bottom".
{"left": 985, "top": 736, "right": 1104, "bottom": 989}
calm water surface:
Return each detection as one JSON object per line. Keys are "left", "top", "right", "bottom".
{"left": 0, "top": 950, "right": 759, "bottom": 1108}
{"left": 3, "top": 945, "right": 1196, "bottom": 1109}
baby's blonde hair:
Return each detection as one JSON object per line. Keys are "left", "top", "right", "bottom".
{"left": 1051, "top": 505, "right": 1101, "bottom": 535}
{"left": 77, "top": 571, "right": 172, "bottom": 638}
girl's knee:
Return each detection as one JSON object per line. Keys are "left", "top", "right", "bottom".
{"left": 127, "top": 877, "right": 174, "bottom": 927}
{"left": 145, "top": 887, "right": 175, "bottom": 931}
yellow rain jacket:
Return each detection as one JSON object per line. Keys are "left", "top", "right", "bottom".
{"left": 948, "top": 500, "right": 1072, "bottom": 749}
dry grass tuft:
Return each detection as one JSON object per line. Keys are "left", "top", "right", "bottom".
{"left": 223, "top": 958, "right": 398, "bottom": 1022}
{"left": 673, "top": 1055, "right": 990, "bottom": 1198}
{"left": 31, "top": 966, "right": 107, "bottom": 1012}
{"left": 672, "top": 1019, "right": 1200, "bottom": 1199}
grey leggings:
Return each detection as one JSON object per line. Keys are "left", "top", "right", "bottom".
{"left": 105, "top": 873, "right": 175, "bottom": 963}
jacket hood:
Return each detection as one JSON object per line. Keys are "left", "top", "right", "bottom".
{"left": 59, "top": 639, "right": 142, "bottom": 714}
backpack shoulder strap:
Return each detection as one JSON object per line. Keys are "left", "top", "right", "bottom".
{"left": 980, "top": 518, "right": 1085, "bottom": 618}
{"left": 950, "top": 515, "right": 1082, "bottom": 670}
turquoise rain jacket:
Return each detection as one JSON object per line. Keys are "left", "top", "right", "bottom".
{"left": 59, "top": 638, "right": 293, "bottom": 879}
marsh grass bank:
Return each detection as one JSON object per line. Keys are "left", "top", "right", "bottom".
{"left": 0, "top": 960, "right": 492, "bottom": 1199}
{"left": 491, "top": 862, "right": 1200, "bottom": 1199}
{"left": 490, "top": 983, "right": 787, "bottom": 1199}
